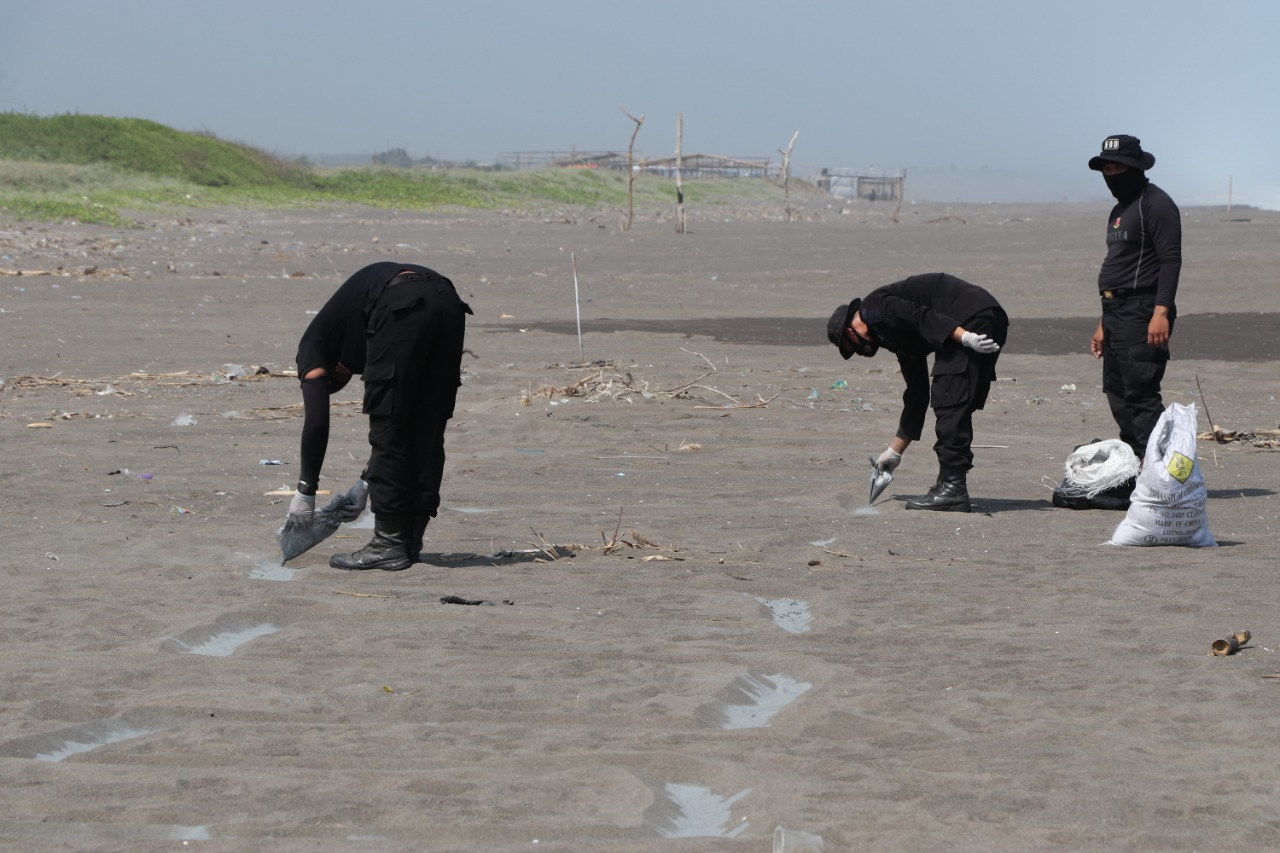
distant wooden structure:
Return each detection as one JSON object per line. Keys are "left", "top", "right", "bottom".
{"left": 642, "top": 154, "right": 772, "bottom": 179}
{"left": 818, "top": 167, "right": 906, "bottom": 202}
{"left": 497, "top": 150, "right": 775, "bottom": 179}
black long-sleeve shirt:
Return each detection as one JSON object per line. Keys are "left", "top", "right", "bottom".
{"left": 294, "top": 262, "right": 442, "bottom": 490}
{"left": 859, "top": 273, "right": 1004, "bottom": 442}
{"left": 1097, "top": 181, "right": 1182, "bottom": 309}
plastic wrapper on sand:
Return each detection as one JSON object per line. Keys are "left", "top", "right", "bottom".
{"left": 276, "top": 491, "right": 356, "bottom": 563}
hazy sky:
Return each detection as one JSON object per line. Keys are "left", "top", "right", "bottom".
{"left": 3, "top": 0, "right": 1278, "bottom": 207}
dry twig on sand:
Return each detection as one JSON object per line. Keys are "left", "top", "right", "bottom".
{"left": 528, "top": 348, "right": 773, "bottom": 409}
{"left": 0, "top": 266, "right": 130, "bottom": 278}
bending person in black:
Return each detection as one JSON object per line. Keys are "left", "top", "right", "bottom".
{"left": 286, "top": 261, "right": 472, "bottom": 570}
{"left": 827, "top": 273, "right": 1008, "bottom": 512}
{"left": 1087, "top": 134, "right": 1181, "bottom": 459}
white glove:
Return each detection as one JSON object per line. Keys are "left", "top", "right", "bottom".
{"left": 287, "top": 491, "right": 315, "bottom": 525}
{"left": 875, "top": 447, "right": 902, "bottom": 474}
{"left": 961, "top": 331, "right": 1000, "bottom": 354}
{"left": 338, "top": 479, "right": 369, "bottom": 522}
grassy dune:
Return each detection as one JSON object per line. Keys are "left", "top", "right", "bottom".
{"left": 0, "top": 113, "right": 804, "bottom": 226}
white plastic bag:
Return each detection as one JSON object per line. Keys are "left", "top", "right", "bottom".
{"left": 1059, "top": 439, "right": 1140, "bottom": 498}
{"left": 1110, "top": 403, "right": 1216, "bottom": 547}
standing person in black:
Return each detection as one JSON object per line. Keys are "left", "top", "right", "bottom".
{"left": 283, "top": 261, "right": 472, "bottom": 570}
{"left": 826, "top": 273, "right": 1008, "bottom": 512}
{"left": 1087, "top": 134, "right": 1181, "bottom": 459}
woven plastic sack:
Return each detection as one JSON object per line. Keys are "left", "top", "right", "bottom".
{"left": 1110, "top": 403, "right": 1216, "bottom": 547}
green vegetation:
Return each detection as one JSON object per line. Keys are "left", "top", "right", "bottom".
{"left": 0, "top": 112, "right": 805, "bottom": 225}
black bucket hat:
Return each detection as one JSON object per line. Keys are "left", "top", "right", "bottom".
{"left": 827, "top": 299, "right": 876, "bottom": 359}
{"left": 1088, "top": 134, "right": 1156, "bottom": 171}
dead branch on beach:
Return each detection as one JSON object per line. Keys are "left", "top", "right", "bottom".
{"left": 0, "top": 265, "right": 130, "bottom": 278}
{"left": 620, "top": 106, "right": 645, "bottom": 232}
{"left": 778, "top": 129, "right": 799, "bottom": 222}
{"left": 526, "top": 348, "right": 775, "bottom": 409}
{"left": 596, "top": 507, "right": 682, "bottom": 558}
{"left": 1195, "top": 428, "right": 1280, "bottom": 448}
{"left": 1192, "top": 374, "right": 1279, "bottom": 447}
{"left": 4, "top": 368, "right": 287, "bottom": 394}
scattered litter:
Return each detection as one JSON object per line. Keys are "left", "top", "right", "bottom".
{"left": 170, "top": 506, "right": 192, "bottom": 516}
{"left": 774, "top": 825, "right": 825, "bottom": 851}
{"left": 1210, "top": 629, "right": 1251, "bottom": 656}
{"left": 1061, "top": 384, "right": 1077, "bottom": 392}
{"left": 831, "top": 379, "right": 848, "bottom": 389}
{"left": 807, "top": 388, "right": 819, "bottom": 401}
{"left": 439, "top": 596, "right": 514, "bottom": 606}
{"left": 171, "top": 413, "right": 197, "bottom": 427}
{"left": 27, "top": 422, "right": 54, "bottom": 429}
{"left": 259, "top": 459, "right": 283, "bottom": 466}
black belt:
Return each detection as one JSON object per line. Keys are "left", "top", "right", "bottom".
{"left": 1101, "top": 287, "right": 1156, "bottom": 300}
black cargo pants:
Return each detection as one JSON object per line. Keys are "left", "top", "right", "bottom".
{"left": 1101, "top": 289, "right": 1172, "bottom": 459}
{"left": 930, "top": 308, "right": 1008, "bottom": 474}
{"left": 361, "top": 272, "right": 471, "bottom": 517}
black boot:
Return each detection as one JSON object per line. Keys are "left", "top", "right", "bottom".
{"left": 406, "top": 515, "right": 429, "bottom": 564}
{"left": 330, "top": 513, "right": 413, "bottom": 571}
{"left": 906, "top": 472, "right": 971, "bottom": 512}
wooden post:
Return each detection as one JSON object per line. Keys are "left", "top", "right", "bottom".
{"left": 675, "top": 113, "right": 687, "bottom": 234}
{"left": 621, "top": 107, "right": 645, "bottom": 232}
{"left": 1227, "top": 175, "right": 1233, "bottom": 220}
{"left": 778, "top": 130, "right": 799, "bottom": 222}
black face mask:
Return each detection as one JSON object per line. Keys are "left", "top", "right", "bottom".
{"left": 1104, "top": 168, "right": 1148, "bottom": 202}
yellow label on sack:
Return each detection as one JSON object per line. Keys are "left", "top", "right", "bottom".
{"left": 1166, "top": 451, "right": 1194, "bottom": 483}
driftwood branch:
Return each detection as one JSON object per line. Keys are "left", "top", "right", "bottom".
{"left": 778, "top": 129, "right": 799, "bottom": 222}
{"left": 675, "top": 112, "right": 687, "bottom": 234}
{"left": 621, "top": 106, "right": 645, "bottom": 231}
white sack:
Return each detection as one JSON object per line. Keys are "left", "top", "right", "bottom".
{"left": 1110, "top": 402, "right": 1216, "bottom": 547}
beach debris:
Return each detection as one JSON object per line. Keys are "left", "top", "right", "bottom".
{"left": 276, "top": 489, "right": 357, "bottom": 563}
{"left": 171, "top": 413, "right": 197, "bottom": 427}
{"left": 531, "top": 348, "right": 776, "bottom": 410}
{"left": 439, "top": 595, "right": 515, "bottom": 606}
{"left": 774, "top": 825, "right": 825, "bottom": 852}
{"left": 27, "top": 422, "right": 54, "bottom": 429}
{"left": 1209, "top": 629, "right": 1251, "bottom": 656}
{"left": 0, "top": 265, "right": 129, "bottom": 278}
{"left": 259, "top": 459, "right": 283, "bottom": 466}
{"left": 1190, "top": 373, "right": 1279, "bottom": 446}
{"left": 3, "top": 369, "right": 290, "bottom": 402}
